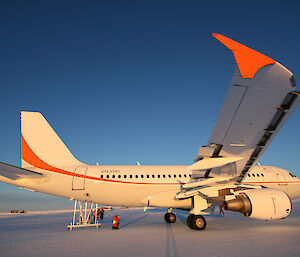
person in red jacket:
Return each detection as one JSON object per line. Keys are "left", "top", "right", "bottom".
{"left": 112, "top": 215, "right": 120, "bottom": 229}
{"left": 93, "top": 208, "right": 99, "bottom": 223}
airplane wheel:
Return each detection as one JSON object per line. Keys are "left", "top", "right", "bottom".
{"left": 164, "top": 212, "right": 176, "bottom": 223}
{"left": 187, "top": 214, "right": 194, "bottom": 228}
{"left": 187, "top": 214, "right": 206, "bottom": 230}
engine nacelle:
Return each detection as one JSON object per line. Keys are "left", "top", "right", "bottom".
{"left": 224, "top": 189, "right": 291, "bottom": 220}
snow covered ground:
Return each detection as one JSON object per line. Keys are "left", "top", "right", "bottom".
{"left": 0, "top": 201, "right": 299, "bottom": 257}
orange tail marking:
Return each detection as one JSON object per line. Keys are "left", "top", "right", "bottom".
{"left": 212, "top": 33, "right": 276, "bottom": 79}
{"left": 21, "top": 133, "right": 71, "bottom": 175}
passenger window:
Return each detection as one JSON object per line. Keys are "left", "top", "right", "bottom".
{"left": 261, "top": 174, "right": 264, "bottom": 177}
{"left": 152, "top": 175, "right": 155, "bottom": 178}
{"left": 124, "top": 175, "right": 127, "bottom": 179}
{"left": 118, "top": 175, "right": 121, "bottom": 178}
{"left": 158, "top": 175, "right": 160, "bottom": 178}
{"left": 112, "top": 175, "right": 115, "bottom": 179}
{"left": 248, "top": 174, "right": 251, "bottom": 177}
{"left": 106, "top": 175, "right": 109, "bottom": 179}
{"left": 257, "top": 174, "right": 260, "bottom": 177}
{"left": 179, "top": 174, "right": 182, "bottom": 178}
{"left": 189, "top": 174, "right": 191, "bottom": 177}
{"left": 130, "top": 175, "right": 132, "bottom": 179}
{"left": 252, "top": 174, "right": 255, "bottom": 177}
{"left": 163, "top": 174, "right": 166, "bottom": 178}
{"left": 100, "top": 175, "right": 103, "bottom": 179}
{"left": 141, "top": 175, "right": 144, "bottom": 178}
{"left": 136, "top": 175, "right": 138, "bottom": 178}
{"left": 168, "top": 175, "right": 171, "bottom": 178}
{"left": 184, "top": 174, "right": 187, "bottom": 178}
{"left": 174, "top": 175, "right": 176, "bottom": 178}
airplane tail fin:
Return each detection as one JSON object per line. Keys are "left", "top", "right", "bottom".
{"left": 21, "top": 111, "right": 83, "bottom": 168}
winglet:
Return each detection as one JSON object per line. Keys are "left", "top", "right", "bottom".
{"left": 212, "top": 33, "right": 276, "bottom": 79}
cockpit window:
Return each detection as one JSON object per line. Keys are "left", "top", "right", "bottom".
{"left": 289, "top": 172, "right": 296, "bottom": 177}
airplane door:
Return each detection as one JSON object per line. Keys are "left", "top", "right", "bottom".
{"left": 273, "top": 168, "right": 287, "bottom": 186}
{"left": 72, "top": 167, "right": 88, "bottom": 190}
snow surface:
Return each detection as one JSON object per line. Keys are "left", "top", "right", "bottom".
{"left": 0, "top": 202, "right": 299, "bottom": 257}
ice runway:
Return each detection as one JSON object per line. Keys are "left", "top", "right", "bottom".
{"left": 0, "top": 201, "right": 299, "bottom": 257}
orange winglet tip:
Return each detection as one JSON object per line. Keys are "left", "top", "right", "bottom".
{"left": 212, "top": 33, "right": 276, "bottom": 79}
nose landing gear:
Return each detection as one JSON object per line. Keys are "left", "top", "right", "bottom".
{"left": 164, "top": 212, "right": 176, "bottom": 223}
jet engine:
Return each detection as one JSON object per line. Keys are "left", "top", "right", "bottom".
{"left": 224, "top": 188, "right": 291, "bottom": 220}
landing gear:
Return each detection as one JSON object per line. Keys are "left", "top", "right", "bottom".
{"left": 187, "top": 214, "right": 206, "bottom": 230}
{"left": 164, "top": 212, "right": 176, "bottom": 223}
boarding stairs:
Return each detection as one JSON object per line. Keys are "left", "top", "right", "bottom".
{"left": 67, "top": 200, "right": 101, "bottom": 230}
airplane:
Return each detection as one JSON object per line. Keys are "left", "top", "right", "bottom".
{"left": 1, "top": 33, "right": 300, "bottom": 230}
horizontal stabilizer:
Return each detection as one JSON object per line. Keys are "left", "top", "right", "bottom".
{"left": 0, "top": 162, "right": 44, "bottom": 180}
{"left": 188, "top": 156, "right": 244, "bottom": 171}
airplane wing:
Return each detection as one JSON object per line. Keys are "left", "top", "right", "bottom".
{"left": 192, "top": 34, "right": 299, "bottom": 183}
{"left": 0, "top": 162, "right": 44, "bottom": 180}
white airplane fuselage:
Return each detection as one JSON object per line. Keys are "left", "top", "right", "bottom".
{"left": 2, "top": 164, "right": 299, "bottom": 210}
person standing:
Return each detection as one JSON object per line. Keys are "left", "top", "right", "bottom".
{"left": 219, "top": 205, "right": 225, "bottom": 215}
{"left": 112, "top": 215, "right": 120, "bottom": 229}
{"left": 97, "top": 208, "right": 101, "bottom": 223}
{"left": 100, "top": 208, "right": 105, "bottom": 220}
{"left": 93, "top": 208, "right": 99, "bottom": 223}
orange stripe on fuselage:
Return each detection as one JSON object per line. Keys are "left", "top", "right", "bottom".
{"left": 21, "top": 133, "right": 181, "bottom": 185}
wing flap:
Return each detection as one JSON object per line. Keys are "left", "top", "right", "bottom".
{"left": 188, "top": 156, "right": 244, "bottom": 171}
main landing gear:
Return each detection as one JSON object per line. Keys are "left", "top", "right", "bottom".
{"left": 187, "top": 214, "right": 206, "bottom": 230}
{"left": 164, "top": 209, "right": 206, "bottom": 230}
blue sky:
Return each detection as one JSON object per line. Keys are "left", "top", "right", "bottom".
{"left": 0, "top": 1, "right": 300, "bottom": 211}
